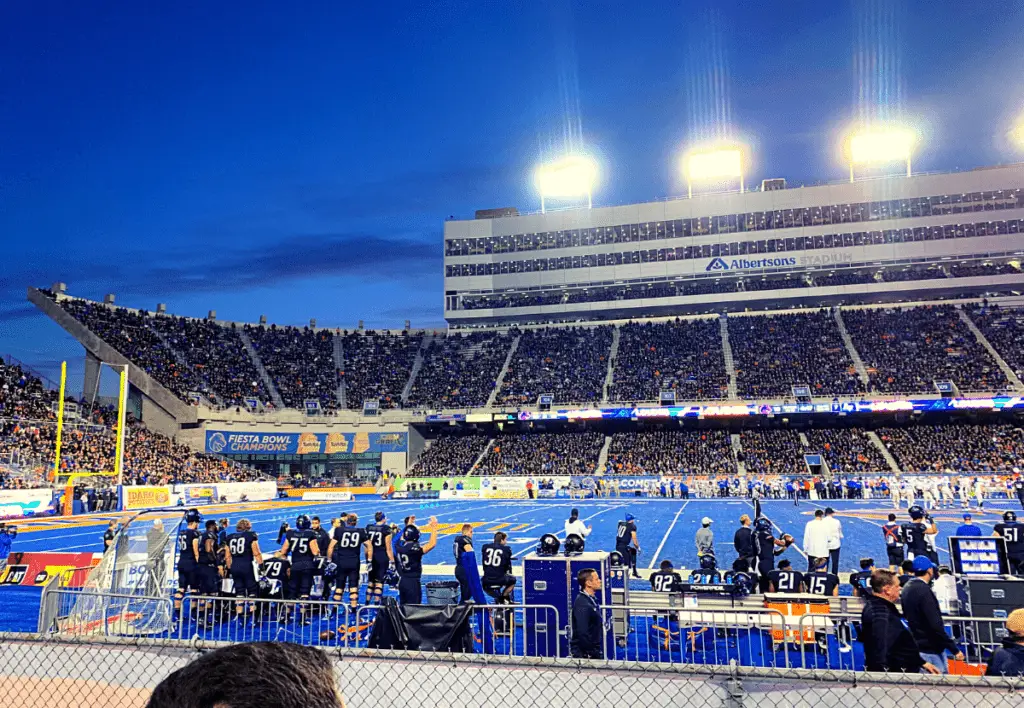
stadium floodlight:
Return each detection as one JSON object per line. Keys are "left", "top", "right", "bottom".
{"left": 1013, "top": 116, "right": 1024, "bottom": 151}
{"left": 845, "top": 124, "right": 917, "bottom": 182}
{"left": 682, "top": 145, "right": 746, "bottom": 198}
{"left": 534, "top": 155, "right": 598, "bottom": 213}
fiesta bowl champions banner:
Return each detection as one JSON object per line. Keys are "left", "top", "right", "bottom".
{"left": 205, "top": 430, "right": 408, "bottom": 455}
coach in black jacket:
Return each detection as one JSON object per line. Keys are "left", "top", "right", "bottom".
{"left": 860, "top": 569, "right": 939, "bottom": 674}
{"left": 570, "top": 569, "right": 604, "bottom": 659}
{"left": 900, "top": 556, "right": 963, "bottom": 673}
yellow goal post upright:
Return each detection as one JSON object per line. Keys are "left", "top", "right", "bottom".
{"left": 52, "top": 361, "right": 129, "bottom": 515}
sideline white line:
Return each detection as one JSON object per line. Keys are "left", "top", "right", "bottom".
{"left": 648, "top": 501, "right": 688, "bottom": 568}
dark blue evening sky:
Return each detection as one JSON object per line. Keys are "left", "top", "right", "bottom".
{"left": 1, "top": 1, "right": 1022, "bottom": 393}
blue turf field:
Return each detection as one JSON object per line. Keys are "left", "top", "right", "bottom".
{"left": 7, "top": 494, "right": 1020, "bottom": 667}
{"left": 8, "top": 493, "right": 1021, "bottom": 581}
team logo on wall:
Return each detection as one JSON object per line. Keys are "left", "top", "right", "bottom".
{"left": 207, "top": 432, "right": 227, "bottom": 453}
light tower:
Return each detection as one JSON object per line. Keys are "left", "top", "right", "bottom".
{"left": 534, "top": 155, "right": 598, "bottom": 213}
{"left": 844, "top": 123, "right": 917, "bottom": 182}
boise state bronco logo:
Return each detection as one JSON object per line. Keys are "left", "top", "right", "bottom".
{"left": 208, "top": 432, "right": 227, "bottom": 453}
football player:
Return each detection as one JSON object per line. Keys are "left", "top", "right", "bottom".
{"left": 994, "top": 511, "right": 1024, "bottom": 575}
{"left": 196, "top": 520, "right": 220, "bottom": 624}
{"left": 804, "top": 555, "right": 840, "bottom": 597}
{"left": 752, "top": 517, "right": 788, "bottom": 592}
{"left": 225, "top": 519, "right": 263, "bottom": 623}
{"left": 395, "top": 516, "right": 439, "bottom": 605}
{"left": 881, "top": 513, "right": 904, "bottom": 571}
{"left": 615, "top": 514, "right": 641, "bottom": 579}
{"left": 766, "top": 559, "right": 804, "bottom": 593}
{"left": 453, "top": 524, "right": 475, "bottom": 603}
{"left": 281, "top": 514, "right": 321, "bottom": 624}
{"left": 650, "top": 560, "right": 683, "bottom": 592}
{"left": 327, "top": 513, "right": 370, "bottom": 612}
{"left": 901, "top": 505, "right": 936, "bottom": 561}
{"left": 310, "top": 517, "right": 333, "bottom": 601}
{"left": 480, "top": 532, "right": 515, "bottom": 603}
{"left": 174, "top": 510, "right": 203, "bottom": 619}
{"left": 365, "top": 511, "right": 394, "bottom": 606}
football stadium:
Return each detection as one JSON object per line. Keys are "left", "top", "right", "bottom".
{"left": 4, "top": 5, "right": 1024, "bottom": 708}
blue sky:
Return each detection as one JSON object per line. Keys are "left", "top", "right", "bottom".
{"left": 1, "top": 1, "right": 1023, "bottom": 393}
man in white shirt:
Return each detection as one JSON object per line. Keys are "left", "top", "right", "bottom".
{"left": 564, "top": 509, "right": 592, "bottom": 540}
{"left": 823, "top": 507, "right": 844, "bottom": 575}
{"left": 802, "top": 509, "right": 830, "bottom": 572}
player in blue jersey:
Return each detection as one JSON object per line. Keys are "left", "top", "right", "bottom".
{"left": 395, "top": 517, "right": 439, "bottom": 605}
{"left": 225, "top": 519, "right": 263, "bottom": 623}
{"left": 281, "top": 515, "right": 321, "bottom": 624}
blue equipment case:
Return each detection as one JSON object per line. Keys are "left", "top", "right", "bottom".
{"left": 522, "top": 550, "right": 615, "bottom": 658}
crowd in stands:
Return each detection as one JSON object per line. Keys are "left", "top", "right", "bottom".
{"left": 966, "top": 304, "right": 1024, "bottom": 382}
{"left": 605, "top": 429, "right": 735, "bottom": 476}
{"left": 877, "top": 423, "right": 1024, "bottom": 474}
{"left": 58, "top": 298, "right": 204, "bottom": 401}
{"left": 950, "top": 262, "right": 1020, "bottom": 278}
{"left": 1, "top": 416, "right": 261, "bottom": 486}
{"left": 1, "top": 360, "right": 55, "bottom": 420}
{"left": 609, "top": 319, "right": 728, "bottom": 402}
{"left": 805, "top": 427, "right": 890, "bottom": 474}
{"left": 475, "top": 431, "right": 604, "bottom": 476}
{"left": 459, "top": 278, "right": 741, "bottom": 310}
{"left": 740, "top": 429, "right": 807, "bottom": 476}
{"left": 340, "top": 330, "right": 423, "bottom": 410}
{"left": 246, "top": 325, "right": 339, "bottom": 410}
{"left": 152, "top": 316, "right": 269, "bottom": 407}
{"left": 407, "top": 432, "right": 491, "bottom": 477}
{"left": 742, "top": 276, "right": 808, "bottom": 292}
{"left": 729, "top": 310, "right": 864, "bottom": 398}
{"left": 497, "top": 326, "right": 613, "bottom": 405}
{"left": 843, "top": 304, "right": 1010, "bottom": 393}
{"left": 881, "top": 266, "right": 947, "bottom": 282}
{"left": 0, "top": 360, "right": 260, "bottom": 487}
{"left": 406, "top": 331, "right": 514, "bottom": 409}
{"left": 810, "top": 271, "right": 877, "bottom": 287}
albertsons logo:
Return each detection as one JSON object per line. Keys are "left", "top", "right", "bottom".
{"left": 705, "top": 257, "right": 797, "bottom": 271}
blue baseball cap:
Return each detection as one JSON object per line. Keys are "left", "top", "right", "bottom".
{"left": 963, "top": 513, "right": 972, "bottom": 520}
{"left": 625, "top": 513, "right": 635, "bottom": 522}
{"left": 912, "top": 556, "right": 936, "bottom": 573}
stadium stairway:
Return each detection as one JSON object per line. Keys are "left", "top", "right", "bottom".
{"left": 486, "top": 333, "right": 520, "bottom": 407}
{"left": 332, "top": 335, "right": 346, "bottom": 408}
{"left": 596, "top": 434, "right": 613, "bottom": 473}
{"left": 471, "top": 437, "right": 495, "bottom": 475}
{"left": 718, "top": 315, "right": 739, "bottom": 399}
{"left": 401, "top": 334, "right": 433, "bottom": 406}
{"left": 833, "top": 308, "right": 870, "bottom": 388}
{"left": 601, "top": 327, "right": 621, "bottom": 403}
{"left": 866, "top": 431, "right": 901, "bottom": 473}
{"left": 237, "top": 328, "right": 285, "bottom": 409}
{"left": 730, "top": 434, "right": 747, "bottom": 475}
{"left": 957, "top": 308, "right": 1024, "bottom": 389}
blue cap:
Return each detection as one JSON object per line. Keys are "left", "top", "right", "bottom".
{"left": 963, "top": 513, "right": 972, "bottom": 520}
{"left": 625, "top": 513, "right": 635, "bottom": 522}
{"left": 912, "top": 556, "right": 936, "bottom": 573}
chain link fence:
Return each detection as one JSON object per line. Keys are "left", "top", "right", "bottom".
{"left": 2, "top": 631, "right": 1023, "bottom": 708}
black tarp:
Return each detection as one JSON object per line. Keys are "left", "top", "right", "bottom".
{"left": 367, "top": 599, "right": 476, "bottom": 653}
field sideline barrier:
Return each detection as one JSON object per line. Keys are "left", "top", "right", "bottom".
{"left": 285, "top": 486, "right": 376, "bottom": 497}
{"left": 302, "top": 491, "right": 354, "bottom": 501}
